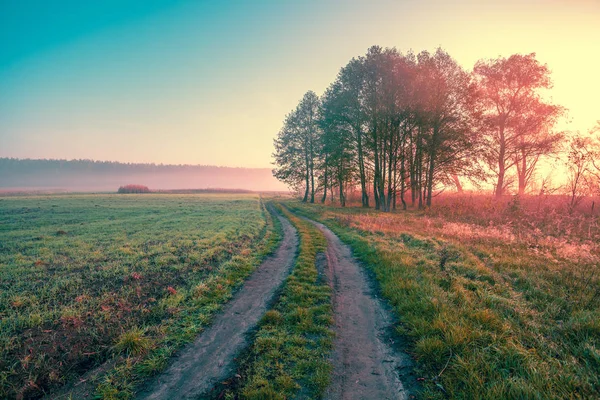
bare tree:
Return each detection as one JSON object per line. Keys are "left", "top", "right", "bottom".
{"left": 564, "top": 134, "right": 596, "bottom": 212}
{"left": 590, "top": 121, "right": 600, "bottom": 181}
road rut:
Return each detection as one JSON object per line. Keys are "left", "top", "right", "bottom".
{"left": 306, "top": 217, "right": 413, "bottom": 400}
{"left": 136, "top": 206, "right": 298, "bottom": 400}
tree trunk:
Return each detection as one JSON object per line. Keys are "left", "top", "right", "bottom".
{"left": 373, "top": 120, "right": 381, "bottom": 211}
{"left": 426, "top": 154, "right": 435, "bottom": 207}
{"left": 426, "top": 125, "right": 440, "bottom": 208}
{"left": 339, "top": 172, "right": 346, "bottom": 207}
{"left": 379, "top": 121, "right": 389, "bottom": 212}
{"left": 452, "top": 174, "right": 463, "bottom": 193}
{"left": 330, "top": 182, "right": 334, "bottom": 204}
{"left": 416, "top": 131, "right": 423, "bottom": 209}
{"left": 310, "top": 158, "right": 315, "bottom": 203}
{"left": 321, "top": 155, "right": 328, "bottom": 203}
{"left": 495, "top": 127, "right": 506, "bottom": 198}
{"left": 417, "top": 160, "right": 423, "bottom": 210}
{"left": 303, "top": 178, "right": 309, "bottom": 202}
{"left": 387, "top": 121, "right": 396, "bottom": 212}
{"left": 392, "top": 161, "right": 397, "bottom": 211}
{"left": 400, "top": 146, "right": 407, "bottom": 210}
{"left": 496, "top": 164, "right": 505, "bottom": 198}
{"left": 518, "top": 150, "right": 526, "bottom": 196}
{"left": 303, "top": 151, "right": 309, "bottom": 202}
{"left": 356, "top": 126, "right": 369, "bottom": 207}
{"left": 374, "top": 180, "right": 380, "bottom": 210}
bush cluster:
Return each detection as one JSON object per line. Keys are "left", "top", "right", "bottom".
{"left": 117, "top": 184, "right": 150, "bottom": 193}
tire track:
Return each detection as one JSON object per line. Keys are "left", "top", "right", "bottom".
{"left": 305, "top": 216, "right": 414, "bottom": 400}
{"left": 136, "top": 205, "right": 298, "bottom": 400}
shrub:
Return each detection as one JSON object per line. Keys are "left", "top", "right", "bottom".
{"left": 117, "top": 184, "right": 150, "bottom": 194}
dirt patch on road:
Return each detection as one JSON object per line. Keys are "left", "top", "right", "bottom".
{"left": 307, "top": 218, "right": 416, "bottom": 400}
{"left": 135, "top": 206, "right": 298, "bottom": 399}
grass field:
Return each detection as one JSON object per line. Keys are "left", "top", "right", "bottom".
{"left": 3, "top": 193, "right": 598, "bottom": 399}
{"left": 0, "top": 194, "right": 279, "bottom": 399}
{"left": 287, "top": 200, "right": 600, "bottom": 399}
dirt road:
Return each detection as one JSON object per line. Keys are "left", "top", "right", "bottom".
{"left": 306, "top": 217, "right": 414, "bottom": 400}
{"left": 136, "top": 206, "right": 298, "bottom": 400}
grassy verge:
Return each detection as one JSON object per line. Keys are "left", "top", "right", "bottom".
{"left": 0, "top": 194, "right": 281, "bottom": 399}
{"left": 222, "top": 203, "right": 333, "bottom": 399}
{"left": 286, "top": 201, "right": 600, "bottom": 400}
{"left": 94, "top": 198, "right": 283, "bottom": 399}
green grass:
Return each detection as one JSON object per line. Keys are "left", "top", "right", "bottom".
{"left": 223, "top": 203, "right": 334, "bottom": 400}
{"left": 0, "top": 194, "right": 281, "bottom": 399}
{"left": 286, "top": 201, "right": 600, "bottom": 400}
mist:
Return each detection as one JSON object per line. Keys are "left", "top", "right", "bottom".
{"left": 0, "top": 158, "right": 288, "bottom": 192}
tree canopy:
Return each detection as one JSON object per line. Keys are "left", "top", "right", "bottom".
{"left": 273, "top": 47, "right": 576, "bottom": 209}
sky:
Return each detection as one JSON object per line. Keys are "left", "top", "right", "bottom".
{"left": 1, "top": 0, "right": 599, "bottom": 168}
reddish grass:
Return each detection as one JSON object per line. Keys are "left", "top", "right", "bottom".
{"left": 340, "top": 191, "right": 600, "bottom": 242}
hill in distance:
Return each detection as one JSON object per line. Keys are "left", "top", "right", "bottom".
{"left": 0, "top": 158, "right": 288, "bottom": 193}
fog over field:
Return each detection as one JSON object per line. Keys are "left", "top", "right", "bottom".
{"left": 0, "top": 158, "right": 287, "bottom": 192}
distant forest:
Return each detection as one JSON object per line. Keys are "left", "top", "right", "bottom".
{"left": 0, "top": 158, "right": 287, "bottom": 192}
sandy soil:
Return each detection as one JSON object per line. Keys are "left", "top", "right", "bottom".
{"left": 306, "top": 217, "right": 415, "bottom": 400}
{"left": 135, "top": 206, "right": 298, "bottom": 399}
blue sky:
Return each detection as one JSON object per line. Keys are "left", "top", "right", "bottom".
{"left": 1, "top": 0, "right": 598, "bottom": 167}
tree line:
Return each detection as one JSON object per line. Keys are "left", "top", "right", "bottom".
{"left": 0, "top": 158, "right": 261, "bottom": 173}
{"left": 273, "top": 46, "right": 600, "bottom": 210}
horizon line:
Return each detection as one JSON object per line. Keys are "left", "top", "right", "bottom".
{"left": 0, "top": 156, "right": 275, "bottom": 170}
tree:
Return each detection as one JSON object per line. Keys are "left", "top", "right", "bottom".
{"left": 273, "top": 48, "right": 566, "bottom": 209}
{"left": 473, "top": 53, "right": 564, "bottom": 197}
{"left": 414, "top": 48, "right": 476, "bottom": 207}
{"left": 273, "top": 111, "right": 306, "bottom": 197}
{"left": 272, "top": 91, "right": 321, "bottom": 202}
{"left": 361, "top": 46, "right": 401, "bottom": 211}
{"left": 591, "top": 121, "right": 600, "bottom": 179}
{"left": 512, "top": 103, "right": 564, "bottom": 195}
{"left": 320, "top": 81, "right": 356, "bottom": 206}
{"left": 333, "top": 57, "right": 371, "bottom": 207}
{"left": 564, "top": 134, "right": 597, "bottom": 212}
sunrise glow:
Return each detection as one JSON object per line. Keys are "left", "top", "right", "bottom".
{"left": 1, "top": 0, "right": 598, "bottom": 168}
